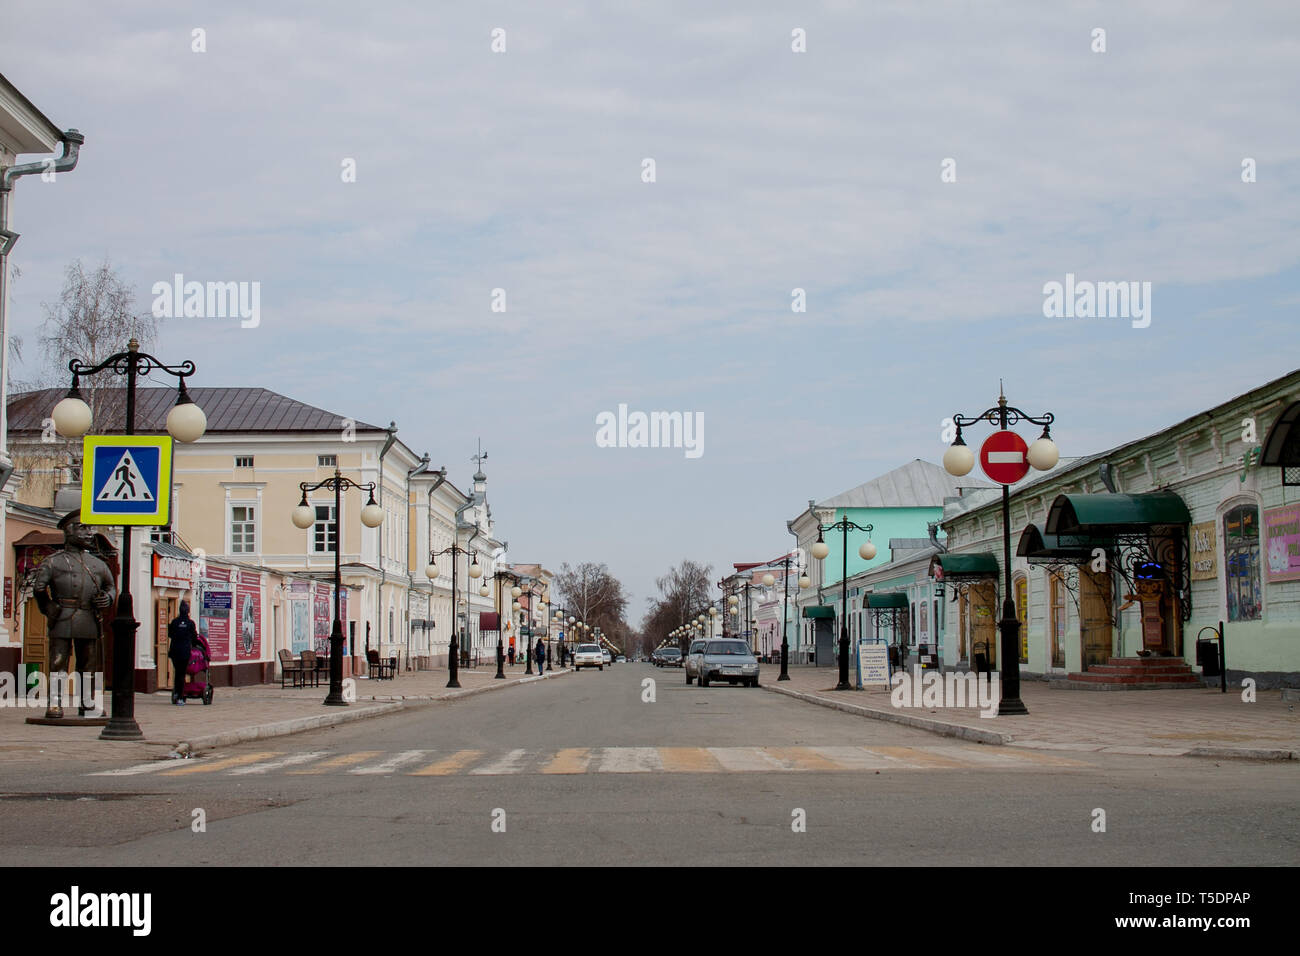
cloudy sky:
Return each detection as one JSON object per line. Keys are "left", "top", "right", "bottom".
{"left": 3, "top": 1, "right": 1298, "bottom": 620}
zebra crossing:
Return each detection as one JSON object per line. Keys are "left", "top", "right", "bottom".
{"left": 89, "top": 744, "right": 1090, "bottom": 778}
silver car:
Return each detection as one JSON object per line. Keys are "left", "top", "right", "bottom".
{"left": 697, "top": 640, "right": 760, "bottom": 688}
{"left": 684, "top": 640, "right": 708, "bottom": 684}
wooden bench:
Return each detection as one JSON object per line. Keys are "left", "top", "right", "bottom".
{"left": 278, "top": 649, "right": 307, "bottom": 689}
{"left": 366, "top": 649, "right": 396, "bottom": 680}
{"left": 300, "top": 649, "right": 323, "bottom": 688}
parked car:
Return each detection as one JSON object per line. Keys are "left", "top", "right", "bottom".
{"left": 697, "top": 640, "right": 760, "bottom": 687}
{"left": 573, "top": 643, "right": 604, "bottom": 671}
{"left": 684, "top": 639, "right": 708, "bottom": 684}
{"left": 658, "top": 647, "right": 682, "bottom": 668}
{"left": 602, "top": 649, "right": 612, "bottom": 665}
{"left": 617, "top": 655, "right": 627, "bottom": 663}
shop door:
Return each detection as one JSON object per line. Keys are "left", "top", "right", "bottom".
{"left": 23, "top": 597, "right": 49, "bottom": 686}
{"left": 1080, "top": 568, "right": 1112, "bottom": 669}
{"left": 969, "top": 581, "right": 997, "bottom": 669}
{"left": 814, "top": 618, "right": 834, "bottom": 666}
{"left": 155, "top": 597, "right": 176, "bottom": 691}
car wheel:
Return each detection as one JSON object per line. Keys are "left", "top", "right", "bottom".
{"left": 701, "top": 674, "right": 709, "bottom": 687}
{"left": 599, "top": 665, "right": 603, "bottom": 670}
{"left": 686, "top": 675, "right": 693, "bottom": 685}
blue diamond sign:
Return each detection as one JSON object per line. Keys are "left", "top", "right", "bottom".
{"left": 80, "top": 435, "right": 173, "bottom": 526}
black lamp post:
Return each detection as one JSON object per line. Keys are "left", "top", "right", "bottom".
{"left": 51, "top": 338, "right": 208, "bottom": 740}
{"left": 292, "top": 470, "right": 384, "bottom": 706}
{"left": 943, "top": 389, "right": 1059, "bottom": 716}
{"left": 426, "top": 543, "right": 478, "bottom": 688}
{"left": 811, "top": 513, "right": 875, "bottom": 691}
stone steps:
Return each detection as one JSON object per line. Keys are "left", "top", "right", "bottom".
{"left": 1056, "top": 656, "right": 1204, "bottom": 690}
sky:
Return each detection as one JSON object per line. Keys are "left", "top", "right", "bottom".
{"left": 3, "top": 1, "right": 1298, "bottom": 624}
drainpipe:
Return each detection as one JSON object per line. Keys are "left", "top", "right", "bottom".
{"left": 371, "top": 422, "right": 396, "bottom": 662}
{"left": 0, "top": 130, "right": 83, "bottom": 644}
{"left": 424, "top": 467, "right": 448, "bottom": 657}
{"left": 402, "top": 452, "right": 430, "bottom": 667}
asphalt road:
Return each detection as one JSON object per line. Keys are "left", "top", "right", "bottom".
{"left": 2, "top": 664, "right": 1297, "bottom": 866}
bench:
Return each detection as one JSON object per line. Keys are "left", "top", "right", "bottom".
{"left": 278, "top": 649, "right": 307, "bottom": 689}
{"left": 300, "top": 649, "right": 323, "bottom": 688}
{"left": 366, "top": 649, "right": 396, "bottom": 680}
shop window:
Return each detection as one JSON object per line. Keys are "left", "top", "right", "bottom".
{"left": 1223, "top": 504, "right": 1261, "bottom": 622}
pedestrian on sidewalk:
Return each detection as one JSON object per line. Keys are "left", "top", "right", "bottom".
{"left": 508, "top": 642, "right": 516, "bottom": 666}
{"left": 535, "top": 639, "right": 545, "bottom": 672}
{"left": 167, "top": 600, "right": 198, "bottom": 705}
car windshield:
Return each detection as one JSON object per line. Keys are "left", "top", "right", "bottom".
{"left": 661, "top": 648, "right": 681, "bottom": 657}
{"left": 706, "top": 642, "right": 751, "bottom": 656}
{"left": 578, "top": 644, "right": 600, "bottom": 653}
{"left": 690, "top": 642, "right": 706, "bottom": 652}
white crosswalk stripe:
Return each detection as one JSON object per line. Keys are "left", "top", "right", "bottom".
{"left": 469, "top": 749, "right": 533, "bottom": 775}
{"left": 230, "top": 751, "right": 331, "bottom": 775}
{"left": 348, "top": 750, "right": 433, "bottom": 774}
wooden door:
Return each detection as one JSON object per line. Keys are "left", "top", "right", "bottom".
{"left": 23, "top": 597, "right": 48, "bottom": 683}
{"left": 1049, "top": 574, "right": 1067, "bottom": 668}
{"left": 155, "top": 597, "right": 176, "bottom": 690}
{"left": 1080, "top": 568, "right": 1112, "bottom": 669}
{"left": 970, "top": 581, "right": 997, "bottom": 668}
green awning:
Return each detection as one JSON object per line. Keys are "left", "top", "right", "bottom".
{"left": 1044, "top": 492, "right": 1191, "bottom": 535}
{"left": 801, "top": 606, "right": 835, "bottom": 619}
{"left": 867, "top": 593, "right": 909, "bottom": 609}
{"left": 929, "top": 553, "right": 999, "bottom": 579}
{"left": 1261, "top": 401, "right": 1300, "bottom": 473}
{"left": 1016, "top": 524, "right": 1101, "bottom": 563}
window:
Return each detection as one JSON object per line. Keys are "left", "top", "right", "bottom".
{"left": 318, "top": 455, "right": 336, "bottom": 467}
{"left": 1015, "top": 574, "right": 1029, "bottom": 663}
{"left": 235, "top": 456, "right": 254, "bottom": 468}
{"left": 1223, "top": 504, "right": 1261, "bottom": 622}
{"left": 1049, "top": 574, "right": 1066, "bottom": 668}
{"left": 230, "top": 505, "right": 256, "bottom": 553}
{"left": 313, "top": 504, "right": 337, "bottom": 554}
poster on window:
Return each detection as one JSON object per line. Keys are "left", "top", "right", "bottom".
{"left": 201, "top": 566, "right": 232, "bottom": 663}
{"left": 313, "top": 582, "right": 332, "bottom": 654}
{"left": 291, "top": 600, "right": 311, "bottom": 654}
{"left": 236, "top": 570, "right": 261, "bottom": 660}
{"left": 1263, "top": 504, "right": 1300, "bottom": 582}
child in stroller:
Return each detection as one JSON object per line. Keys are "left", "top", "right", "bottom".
{"left": 180, "top": 632, "right": 214, "bottom": 705}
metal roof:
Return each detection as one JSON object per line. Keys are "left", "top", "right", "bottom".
{"left": 818, "top": 459, "right": 993, "bottom": 510}
{"left": 7, "top": 387, "right": 383, "bottom": 435}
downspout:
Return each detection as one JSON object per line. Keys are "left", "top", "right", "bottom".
{"left": 423, "top": 465, "right": 448, "bottom": 661}
{"left": 371, "top": 422, "right": 396, "bottom": 660}
{"left": 403, "top": 452, "right": 430, "bottom": 669}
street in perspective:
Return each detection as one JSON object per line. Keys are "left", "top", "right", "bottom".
{"left": 0, "top": 0, "right": 1296, "bottom": 939}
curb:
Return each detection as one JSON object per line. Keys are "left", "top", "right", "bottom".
{"left": 762, "top": 682, "right": 1011, "bottom": 746}
{"left": 1185, "top": 746, "right": 1298, "bottom": 762}
{"left": 174, "top": 668, "right": 573, "bottom": 753}
{"left": 763, "top": 683, "right": 1300, "bottom": 759}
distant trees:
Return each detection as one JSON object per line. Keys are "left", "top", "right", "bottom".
{"left": 642, "top": 559, "right": 713, "bottom": 650}
{"left": 553, "top": 561, "right": 631, "bottom": 652}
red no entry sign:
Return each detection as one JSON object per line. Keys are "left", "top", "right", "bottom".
{"left": 980, "top": 430, "right": 1030, "bottom": 484}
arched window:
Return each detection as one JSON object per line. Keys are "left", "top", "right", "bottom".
{"left": 1223, "top": 504, "right": 1261, "bottom": 621}
{"left": 1014, "top": 573, "right": 1029, "bottom": 663}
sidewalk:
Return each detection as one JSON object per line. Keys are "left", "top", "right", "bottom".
{"left": 764, "top": 665, "right": 1299, "bottom": 759}
{"left": 0, "top": 663, "right": 571, "bottom": 763}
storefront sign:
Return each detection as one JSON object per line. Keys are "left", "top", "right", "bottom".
{"left": 1189, "top": 521, "right": 1218, "bottom": 581}
{"left": 1263, "top": 504, "right": 1300, "bottom": 581}
{"left": 152, "top": 553, "right": 195, "bottom": 589}
{"left": 313, "top": 583, "right": 332, "bottom": 655}
{"left": 201, "top": 588, "right": 232, "bottom": 664}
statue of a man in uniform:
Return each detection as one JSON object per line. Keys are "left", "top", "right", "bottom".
{"left": 31, "top": 510, "right": 116, "bottom": 719}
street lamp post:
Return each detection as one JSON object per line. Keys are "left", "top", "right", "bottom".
{"left": 51, "top": 338, "right": 208, "bottom": 740}
{"left": 425, "top": 543, "right": 480, "bottom": 688}
{"left": 292, "top": 469, "right": 384, "bottom": 706}
{"left": 811, "top": 513, "right": 875, "bottom": 691}
{"left": 942, "top": 389, "right": 1058, "bottom": 716}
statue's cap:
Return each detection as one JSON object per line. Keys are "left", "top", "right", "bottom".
{"left": 57, "top": 509, "right": 82, "bottom": 530}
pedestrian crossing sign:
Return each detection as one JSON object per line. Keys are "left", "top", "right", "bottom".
{"left": 80, "top": 435, "right": 173, "bottom": 526}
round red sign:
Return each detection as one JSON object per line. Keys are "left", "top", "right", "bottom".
{"left": 979, "top": 430, "right": 1030, "bottom": 484}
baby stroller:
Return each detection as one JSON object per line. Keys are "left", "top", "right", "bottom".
{"left": 180, "top": 633, "right": 214, "bottom": 705}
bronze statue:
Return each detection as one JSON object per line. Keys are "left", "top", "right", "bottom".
{"left": 31, "top": 510, "right": 115, "bottom": 718}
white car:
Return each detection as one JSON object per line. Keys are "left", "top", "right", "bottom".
{"left": 573, "top": 643, "right": 604, "bottom": 671}
{"left": 601, "top": 649, "right": 612, "bottom": 665}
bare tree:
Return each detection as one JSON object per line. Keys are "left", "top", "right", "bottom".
{"left": 10, "top": 259, "right": 159, "bottom": 506}
{"left": 642, "top": 559, "right": 713, "bottom": 651}
{"left": 553, "top": 561, "right": 630, "bottom": 652}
